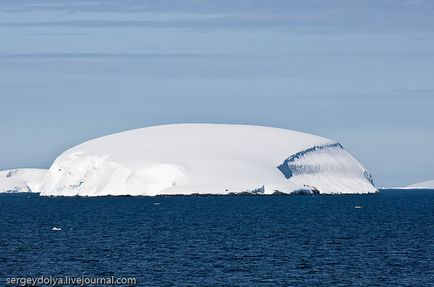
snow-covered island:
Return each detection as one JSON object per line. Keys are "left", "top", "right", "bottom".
{"left": 406, "top": 180, "right": 434, "bottom": 189}
{"left": 36, "top": 124, "right": 377, "bottom": 196}
{"left": 0, "top": 169, "right": 47, "bottom": 193}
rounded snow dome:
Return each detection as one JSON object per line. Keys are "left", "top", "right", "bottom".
{"left": 40, "top": 124, "right": 377, "bottom": 196}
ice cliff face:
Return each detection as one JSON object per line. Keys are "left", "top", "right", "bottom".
{"left": 277, "top": 142, "right": 375, "bottom": 194}
{"left": 39, "top": 124, "right": 377, "bottom": 196}
{"left": 0, "top": 169, "right": 47, "bottom": 193}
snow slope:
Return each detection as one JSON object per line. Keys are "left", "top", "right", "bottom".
{"left": 407, "top": 180, "right": 434, "bottom": 189}
{"left": 0, "top": 168, "right": 47, "bottom": 193}
{"left": 40, "top": 124, "right": 377, "bottom": 196}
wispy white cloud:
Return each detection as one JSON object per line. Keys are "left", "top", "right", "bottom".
{"left": 0, "top": 0, "right": 433, "bottom": 32}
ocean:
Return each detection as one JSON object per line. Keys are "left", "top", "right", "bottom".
{"left": 1, "top": 190, "right": 433, "bottom": 286}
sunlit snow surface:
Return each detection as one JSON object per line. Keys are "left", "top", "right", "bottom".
{"left": 40, "top": 124, "right": 377, "bottom": 196}
{"left": 0, "top": 169, "right": 47, "bottom": 193}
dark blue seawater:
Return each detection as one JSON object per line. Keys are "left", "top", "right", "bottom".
{"left": 1, "top": 190, "right": 433, "bottom": 286}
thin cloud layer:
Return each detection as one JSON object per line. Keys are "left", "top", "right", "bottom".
{"left": 0, "top": 0, "right": 433, "bottom": 32}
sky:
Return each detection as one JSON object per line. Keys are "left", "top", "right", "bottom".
{"left": 1, "top": 0, "right": 433, "bottom": 187}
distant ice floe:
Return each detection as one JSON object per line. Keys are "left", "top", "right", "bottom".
{"left": 38, "top": 124, "right": 378, "bottom": 196}
{"left": 406, "top": 180, "right": 434, "bottom": 189}
{"left": 0, "top": 169, "right": 47, "bottom": 193}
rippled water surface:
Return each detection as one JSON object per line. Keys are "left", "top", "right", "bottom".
{"left": 1, "top": 190, "right": 433, "bottom": 286}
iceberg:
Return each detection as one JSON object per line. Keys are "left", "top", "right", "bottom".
{"left": 39, "top": 124, "right": 378, "bottom": 196}
{"left": 407, "top": 180, "right": 434, "bottom": 189}
{"left": 0, "top": 168, "right": 47, "bottom": 193}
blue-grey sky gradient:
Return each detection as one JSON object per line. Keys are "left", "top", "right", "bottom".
{"left": 1, "top": 0, "right": 433, "bottom": 186}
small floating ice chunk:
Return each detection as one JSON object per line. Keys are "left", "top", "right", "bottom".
{"left": 51, "top": 227, "right": 62, "bottom": 231}
{"left": 154, "top": 202, "right": 160, "bottom": 205}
